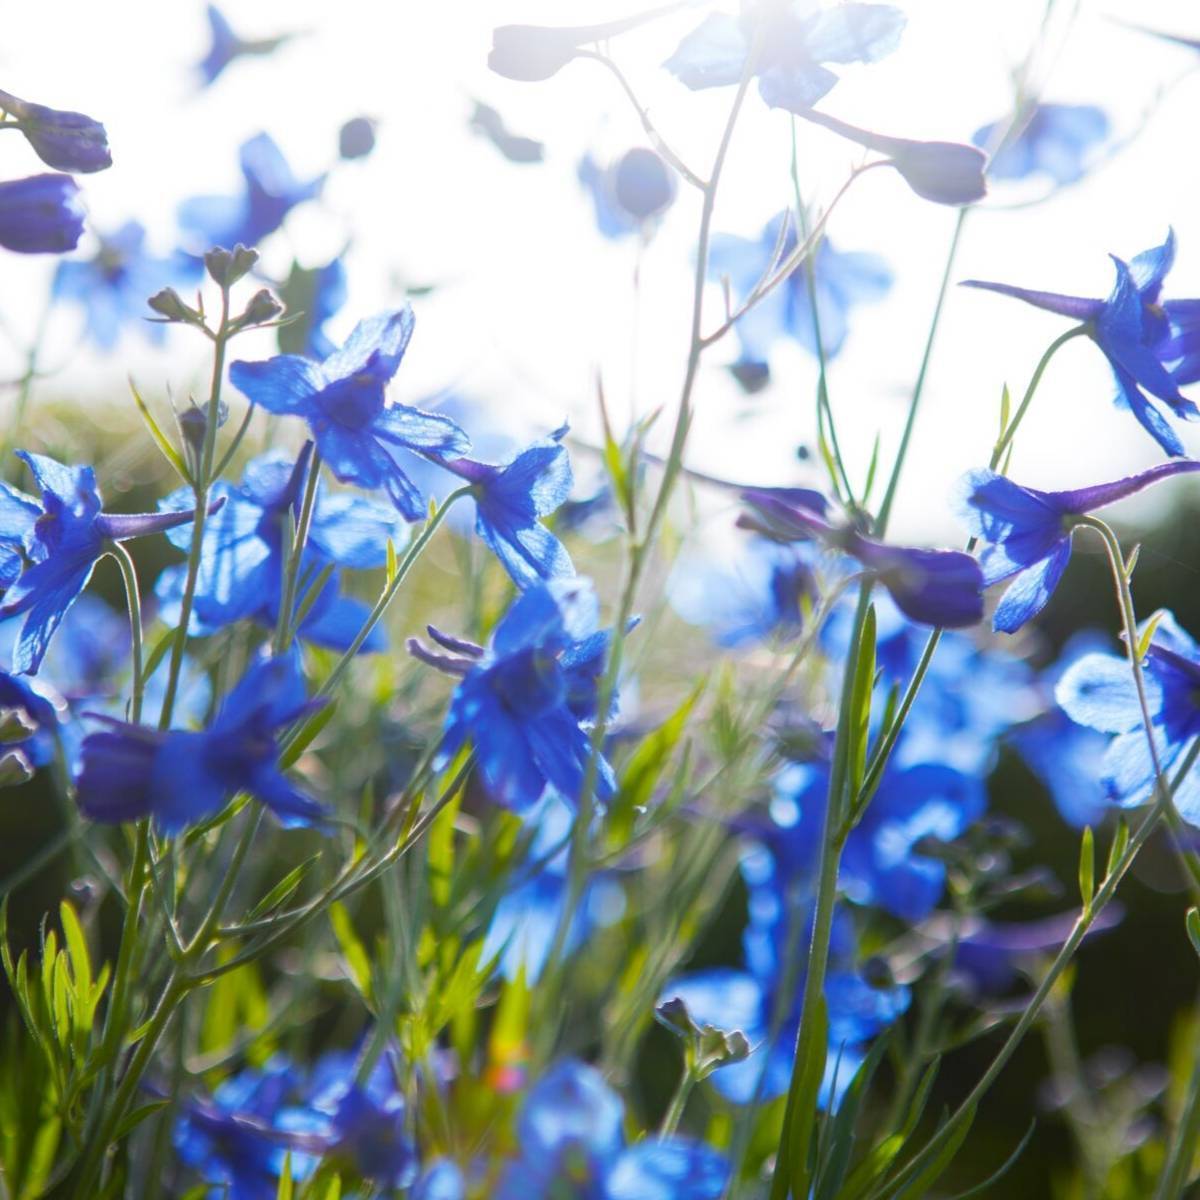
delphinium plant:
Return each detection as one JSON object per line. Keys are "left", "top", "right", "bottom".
{"left": 1, "top": 3, "right": 1200, "bottom": 1199}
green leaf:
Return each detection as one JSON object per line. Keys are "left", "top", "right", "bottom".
{"left": 947, "top": 1119, "right": 1035, "bottom": 1199}
{"left": 279, "top": 701, "right": 338, "bottom": 769}
{"left": 998, "top": 383, "right": 1011, "bottom": 440}
{"left": 861, "top": 434, "right": 882, "bottom": 505}
{"left": 1186, "top": 908, "right": 1200, "bottom": 959}
{"left": 129, "top": 379, "right": 191, "bottom": 484}
{"left": 597, "top": 378, "right": 635, "bottom": 531}
{"left": 139, "top": 626, "right": 180, "bottom": 691}
{"left": 427, "top": 786, "right": 462, "bottom": 912}
{"left": 1107, "top": 817, "right": 1130, "bottom": 878}
{"left": 1136, "top": 609, "right": 1164, "bottom": 661}
{"left": 244, "top": 857, "right": 320, "bottom": 924}
{"left": 1124, "top": 542, "right": 1142, "bottom": 582}
{"left": 890, "top": 1104, "right": 976, "bottom": 1199}
{"left": 814, "top": 1034, "right": 891, "bottom": 1200}
{"left": 846, "top": 604, "right": 877, "bottom": 801}
{"left": 1078, "top": 826, "right": 1094, "bottom": 909}
{"left": 291, "top": 562, "right": 337, "bottom": 632}
{"left": 114, "top": 1099, "right": 170, "bottom": 1141}
{"left": 329, "top": 903, "right": 373, "bottom": 1003}
{"left": 834, "top": 1134, "right": 904, "bottom": 1200}
{"left": 780, "top": 995, "right": 829, "bottom": 1200}
{"left": 58, "top": 901, "right": 91, "bottom": 1004}
{"left": 385, "top": 537, "right": 398, "bottom": 585}
{"left": 277, "top": 1152, "right": 294, "bottom": 1200}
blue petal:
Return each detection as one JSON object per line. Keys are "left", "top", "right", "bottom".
{"left": 516, "top": 1060, "right": 623, "bottom": 1163}
{"left": 1110, "top": 364, "right": 1185, "bottom": 456}
{"left": 992, "top": 539, "right": 1072, "bottom": 633}
{"left": 803, "top": 4, "right": 906, "bottom": 64}
{"left": 607, "top": 1142, "right": 729, "bottom": 1199}
{"left": 229, "top": 355, "right": 323, "bottom": 415}
{"left": 960, "top": 279, "right": 1102, "bottom": 322}
{"left": 1056, "top": 653, "right": 1149, "bottom": 733}
{"left": 372, "top": 403, "right": 470, "bottom": 455}
{"left": 1130, "top": 229, "right": 1176, "bottom": 301}
{"left": 757, "top": 63, "right": 840, "bottom": 111}
{"left": 309, "top": 490, "right": 407, "bottom": 568}
{"left": 663, "top": 13, "right": 748, "bottom": 89}
{"left": 321, "top": 309, "right": 415, "bottom": 382}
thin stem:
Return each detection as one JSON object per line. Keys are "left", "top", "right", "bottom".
{"left": 274, "top": 448, "right": 323, "bottom": 654}
{"left": 1155, "top": 1012, "right": 1200, "bottom": 1200}
{"left": 107, "top": 542, "right": 145, "bottom": 724}
{"left": 660, "top": 1066, "right": 698, "bottom": 1138}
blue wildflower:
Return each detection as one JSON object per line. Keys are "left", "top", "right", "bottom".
{"left": 229, "top": 308, "right": 469, "bottom": 519}
{"left": 77, "top": 654, "right": 325, "bottom": 833}
{"left": 0, "top": 174, "right": 84, "bottom": 254}
{"left": 0, "top": 88, "right": 110, "bottom": 173}
{"left": 741, "top": 487, "right": 984, "bottom": 627}
{"left": 973, "top": 103, "right": 1110, "bottom": 186}
{"left": 53, "top": 220, "right": 197, "bottom": 350}
{"left": 277, "top": 257, "right": 347, "bottom": 358}
{"left": 497, "top": 1059, "right": 728, "bottom": 1199}
{"left": 413, "top": 578, "right": 618, "bottom": 811}
{"left": 199, "top": 5, "right": 292, "bottom": 86}
{"left": 578, "top": 147, "right": 676, "bottom": 238}
{"left": 710, "top": 216, "right": 892, "bottom": 376}
{"left": 665, "top": 2, "right": 906, "bottom": 112}
{"left": 0, "top": 452, "right": 207, "bottom": 675}
{"left": 964, "top": 230, "right": 1200, "bottom": 455}
{"left": 958, "top": 460, "right": 1200, "bottom": 633}
{"left": 179, "top": 133, "right": 323, "bottom": 253}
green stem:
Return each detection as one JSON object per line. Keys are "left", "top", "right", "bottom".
{"left": 1155, "top": 1013, "right": 1200, "bottom": 1200}
{"left": 274, "top": 447, "right": 323, "bottom": 654}
{"left": 108, "top": 543, "right": 145, "bottom": 724}
{"left": 660, "top": 1066, "right": 698, "bottom": 1139}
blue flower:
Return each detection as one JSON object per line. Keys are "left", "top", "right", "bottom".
{"left": 416, "top": 578, "right": 618, "bottom": 811}
{"left": 578, "top": 148, "right": 676, "bottom": 238}
{"left": 1057, "top": 611, "right": 1200, "bottom": 823}
{"left": 277, "top": 257, "right": 348, "bottom": 359}
{"left": 179, "top": 133, "right": 323, "bottom": 252}
{"left": 741, "top": 487, "right": 984, "bottom": 627}
{"left": 229, "top": 308, "right": 469, "bottom": 519}
{"left": 0, "top": 88, "right": 110, "bottom": 173}
{"left": 199, "top": 5, "right": 292, "bottom": 86}
{"left": 0, "top": 174, "right": 85, "bottom": 254}
{"left": 469, "top": 101, "right": 543, "bottom": 164}
{"left": 53, "top": 220, "right": 197, "bottom": 350}
{"left": 414, "top": 1161, "right": 466, "bottom": 1200}
{"left": 497, "top": 1059, "right": 729, "bottom": 1199}
{"left": 430, "top": 426, "right": 574, "bottom": 587}
{"left": 958, "top": 460, "right": 1200, "bottom": 633}
{"left": 710, "top": 216, "right": 892, "bottom": 375}
{"left": 963, "top": 230, "right": 1200, "bottom": 455}
{"left": 0, "top": 452, "right": 206, "bottom": 675}
{"left": 155, "top": 447, "right": 404, "bottom": 652}
{"left": 665, "top": 2, "right": 906, "bottom": 113}
{"left": 77, "top": 654, "right": 325, "bottom": 833}
{"left": 973, "top": 103, "right": 1109, "bottom": 186}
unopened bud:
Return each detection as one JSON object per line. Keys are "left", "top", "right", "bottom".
{"left": 237, "top": 288, "right": 285, "bottom": 328}
{"left": 147, "top": 286, "right": 202, "bottom": 325}
{"left": 204, "top": 243, "right": 259, "bottom": 288}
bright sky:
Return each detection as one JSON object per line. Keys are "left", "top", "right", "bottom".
{"left": 2, "top": 0, "right": 1199, "bottom": 542}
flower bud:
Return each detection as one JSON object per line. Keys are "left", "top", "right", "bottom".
{"left": 204, "top": 243, "right": 259, "bottom": 287}
{"left": 237, "top": 288, "right": 284, "bottom": 328}
{"left": 147, "top": 286, "right": 203, "bottom": 325}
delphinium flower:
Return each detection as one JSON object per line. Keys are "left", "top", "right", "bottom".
{"left": 410, "top": 577, "right": 619, "bottom": 812}
{"left": 972, "top": 103, "right": 1110, "bottom": 187}
{"left": 76, "top": 654, "right": 326, "bottom": 833}
{"left": 496, "top": 1059, "right": 729, "bottom": 1198}
{"left": 709, "top": 215, "right": 892, "bottom": 383}
{"left": 198, "top": 4, "right": 294, "bottom": 87}
{"left": 53, "top": 220, "right": 197, "bottom": 350}
{"left": 0, "top": 88, "right": 110, "bottom": 173}
{"left": 0, "top": 452, "right": 208, "bottom": 674}
{"left": 1057, "top": 610, "right": 1200, "bottom": 822}
{"left": 665, "top": 2, "right": 906, "bottom": 112}
{"left": 963, "top": 230, "right": 1200, "bottom": 456}
{"left": 0, "top": 668, "right": 63, "bottom": 783}
{"left": 179, "top": 133, "right": 323, "bottom": 254}
{"left": 229, "top": 308, "right": 469, "bottom": 520}
{"left": 740, "top": 487, "right": 984, "bottom": 627}
{"left": 155, "top": 446, "right": 404, "bottom": 652}
{"left": 0, "top": 174, "right": 85, "bottom": 254}
{"left": 276, "top": 257, "right": 347, "bottom": 358}
{"left": 469, "top": 100, "right": 544, "bottom": 164}
{"left": 669, "top": 533, "right": 816, "bottom": 646}
{"left": 664, "top": 791, "right": 910, "bottom": 1105}
{"left": 958, "top": 460, "right": 1200, "bottom": 633}
{"left": 578, "top": 147, "right": 676, "bottom": 238}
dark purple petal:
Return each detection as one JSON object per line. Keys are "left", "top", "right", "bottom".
{"left": 1050, "top": 459, "right": 1200, "bottom": 513}
{"left": 959, "top": 279, "right": 1102, "bottom": 322}
{"left": 848, "top": 536, "right": 984, "bottom": 628}
{"left": 95, "top": 495, "right": 225, "bottom": 541}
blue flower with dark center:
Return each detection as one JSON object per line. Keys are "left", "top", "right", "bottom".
{"left": 77, "top": 654, "right": 325, "bottom": 833}
{"left": 665, "top": 1, "right": 906, "bottom": 112}
{"left": 0, "top": 174, "right": 85, "bottom": 254}
{"left": 578, "top": 147, "right": 676, "bottom": 238}
{"left": 230, "top": 308, "right": 469, "bottom": 519}
{"left": 428, "top": 425, "right": 573, "bottom": 587}
{"left": 963, "top": 230, "right": 1200, "bottom": 455}
{"left": 1058, "top": 610, "right": 1200, "bottom": 823}
{"left": 958, "top": 460, "right": 1200, "bottom": 633}
{"left": 0, "top": 452, "right": 208, "bottom": 675}
{"left": 155, "top": 446, "right": 403, "bottom": 653}
{"left": 412, "top": 578, "right": 618, "bottom": 811}
{"left": 973, "top": 103, "right": 1110, "bottom": 186}
{"left": 199, "top": 5, "right": 293, "bottom": 86}
{"left": 740, "top": 487, "right": 983, "bottom": 627}
{"left": 53, "top": 220, "right": 197, "bottom": 350}
{"left": 0, "top": 88, "right": 110, "bottom": 173}
{"left": 497, "top": 1059, "right": 729, "bottom": 1199}
{"left": 709, "top": 215, "right": 892, "bottom": 378}
{"left": 179, "top": 133, "right": 323, "bottom": 253}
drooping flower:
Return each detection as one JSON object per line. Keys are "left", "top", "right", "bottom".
{"left": 426, "top": 426, "right": 574, "bottom": 588}
{"left": 0, "top": 452, "right": 207, "bottom": 675}
{"left": 0, "top": 174, "right": 85, "bottom": 254}
{"left": 0, "top": 88, "right": 110, "bottom": 173}
{"left": 77, "top": 655, "right": 325, "bottom": 833}
{"left": 469, "top": 101, "right": 544, "bottom": 164}
{"left": 973, "top": 103, "right": 1110, "bottom": 186}
{"left": 53, "top": 220, "right": 197, "bottom": 350}
{"left": 497, "top": 1059, "right": 728, "bottom": 1199}
{"left": 665, "top": 2, "right": 906, "bottom": 112}
{"left": 155, "top": 447, "right": 406, "bottom": 652}
{"left": 963, "top": 230, "right": 1200, "bottom": 455}
{"left": 740, "top": 487, "right": 984, "bottom": 627}
{"left": 198, "top": 4, "right": 293, "bottom": 86}
{"left": 958, "top": 460, "right": 1200, "bottom": 633}
{"left": 413, "top": 578, "right": 618, "bottom": 811}
{"left": 229, "top": 308, "right": 469, "bottom": 519}
{"left": 578, "top": 147, "right": 676, "bottom": 238}
{"left": 179, "top": 133, "right": 323, "bottom": 253}
{"left": 1057, "top": 610, "right": 1200, "bottom": 822}
{"left": 709, "top": 215, "right": 892, "bottom": 378}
